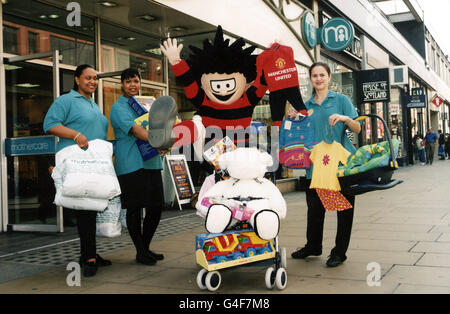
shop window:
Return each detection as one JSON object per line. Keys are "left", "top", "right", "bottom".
{"left": 3, "top": 25, "right": 18, "bottom": 54}
{"left": 28, "top": 31, "right": 37, "bottom": 54}
{"left": 3, "top": 1, "right": 96, "bottom": 65}
{"left": 100, "top": 21, "right": 163, "bottom": 83}
{"left": 102, "top": 81, "right": 164, "bottom": 141}
{"left": 320, "top": 55, "right": 357, "bottom": 104}
{"left": 50, "top": 35, "right": 95, "bottom": 67}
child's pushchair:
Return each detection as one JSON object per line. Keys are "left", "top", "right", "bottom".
{"left": 195, "top": 222, "right": 287, "bottom": 291}
{"left": 338, "top": 114, "right": 403, "bottom": 195}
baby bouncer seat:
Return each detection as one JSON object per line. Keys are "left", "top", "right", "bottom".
{"left": 338, "top": 114, "right": 403, "bottom": 196}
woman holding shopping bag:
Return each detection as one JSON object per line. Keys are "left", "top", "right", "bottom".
{"left": 44, "top": 64, "right": 111, "bottom": 277}
{"left": 110, "top": 68, "right": 167, "bottom": 265}
{"left": 287, "top": 62, "right": 361, "bottom": 267}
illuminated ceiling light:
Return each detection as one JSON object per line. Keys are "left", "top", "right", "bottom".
{"left": 168, "top": 26, "right": 186, "bottom": 32}
{"left": 5, "top": 65, "right": 22, "bottom": 71}
{"left": 39, "top": 15, "right": 48, "bottom": 19}
{"left": 126, "top": 37, "right": 136, "bottom": 41}
{"left": 48, "top": 14, "right": 60, "bottom": 19}
{"left": 98, "top": 1, "right": 118, "bottom": 7}
{"left": 15, "top": 83, "right": 40, "bottom": 88}
{"left": 137, "top": 15, "right": 156, "bottom": 22}
{"left": 145, "top": 48, "right": 161, "bottom": 55}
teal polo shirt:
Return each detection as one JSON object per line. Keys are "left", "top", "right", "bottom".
{"left": 110, "top": 96, "right": 162, "bottom": 176}
{"left": 43, "top": 89, "right": 109, "bottom": 152}
{"left": 305, "top": 90, "right": 359, "bottom": 179}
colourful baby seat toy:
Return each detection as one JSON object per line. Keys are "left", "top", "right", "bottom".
{"left": 338, "top": 114, "right": 403, "bottom": 195}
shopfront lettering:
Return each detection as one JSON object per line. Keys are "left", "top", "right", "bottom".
{"left": 10, "top": 142, "right": 49, "bottom": 152}
{"left": 407, "top": 87, "right": 426, "bottom": 108}
{"left": 357, "top": 68, "right": 390, "bottom": 103}
{"left": 5, "top": 137, "right": 57, "bottom": 156}
{"left": 362, "top": 81, "right": 389, "bottom": 101}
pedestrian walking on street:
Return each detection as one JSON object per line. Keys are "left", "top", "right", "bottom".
{"left": 438, "top": 130, "right": 446, "bottom": 160}
{"left": 288, "top": 62, "right": 361, "bottom": 267}
{"left": 110, "top": 68, "right": 166, "bottom": 266}
{"left": 445, "top": 133, "right": 450, "bottom": 160}
{"left": 412, "top": 134, "right": 420, "bottom": 163}
{"left": 424, "top": 128, "right": 438, "bottom": 165}
{"left": 43, "top": 64, "right": 112, "bottom": 277}
{"left": 416, "top": 133, "right": 426, "bottom": 165}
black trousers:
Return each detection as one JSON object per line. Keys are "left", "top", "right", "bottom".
{"left": 269, "top": 86, "right": 306, "bottom": 124}
{"left": 118, "top": 169, "right": 164, "bottom": 254}
{"left": 305, "top": 182, "right": 355, "bottom": 259}
{"left": 75, "top": 210, "right": 97, "bottom": 262}
{"left": 425, "top": 143, "right": 435, "bottom": 164}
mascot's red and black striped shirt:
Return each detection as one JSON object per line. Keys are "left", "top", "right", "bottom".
{"left": 172, "top": 60, "right": 268, "bottom": 146}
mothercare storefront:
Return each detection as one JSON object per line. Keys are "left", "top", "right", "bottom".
{"left": 0, "top": 0, "right": 317, "bottom": 232}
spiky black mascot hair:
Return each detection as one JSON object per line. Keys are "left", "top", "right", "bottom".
{"left": 187, "top": 26, "right": 257, "bottom": 83}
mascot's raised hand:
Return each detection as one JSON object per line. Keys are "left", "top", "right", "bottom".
{"left": 160, "top": 38, "right": 183, "bottom": 66}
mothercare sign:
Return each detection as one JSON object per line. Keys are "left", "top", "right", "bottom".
{"left": 301, "top": 11, "right": 354, "bottom": 52}
{"left": 358, "top": 68, "right": 390, "bottom": 103}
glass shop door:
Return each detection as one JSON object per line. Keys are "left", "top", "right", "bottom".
{"left": 2, "top": 51, "right": 67, "bottom": 232}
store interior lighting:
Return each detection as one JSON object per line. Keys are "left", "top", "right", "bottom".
{"left": 137, "top": 15, "right": 156, "bottom": 22}
{"left": 98, "top": 1, "right": 118, "bottom": 7}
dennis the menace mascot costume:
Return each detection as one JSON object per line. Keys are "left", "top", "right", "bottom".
{"left": 156, "top": 26, "right": 268, "bottom": 154}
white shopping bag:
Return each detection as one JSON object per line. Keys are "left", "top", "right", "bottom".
{"left": 96, "top": 196, "right": 122, "bottom": 237}
{"left": 53, "top": 139, "right": 121, "bottom": 200}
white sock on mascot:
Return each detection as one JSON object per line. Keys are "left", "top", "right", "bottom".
{"left": 197, "top": 148, "right": 287, "bottom": 240}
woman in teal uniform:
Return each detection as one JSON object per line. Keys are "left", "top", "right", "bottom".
{"left": 289, "top": 62, "right": 361, "bottom": 267}
{"left": 110, "top": 68, "right": 166, "bottom": 265}
{"left": 44, "top": 64, "right": 111, "bottom": 277}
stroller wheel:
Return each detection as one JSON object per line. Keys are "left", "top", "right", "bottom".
{"left": 265, "top": 267, "right": 276, "bottom": 290}
{"left": 196, "top": 269, "right": 208, "bottom": 290}
{"left": 275, "top": 268, "right": 287, "bottom": 290}
{"left": 205, "top": 271, "right": 221, "bottom": 292}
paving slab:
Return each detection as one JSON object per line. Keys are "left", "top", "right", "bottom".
{"left": 393, "top": 284, "right": 450, "bottom": 294}
{"left": 416, "top": 253, "right": 450, "bottom": 267}
{"left": 350, "top": 230, "right": 441, "bottom": 242}
{"left": 383, "top": 265, "right": 450, "bottom": 287}
{"left": 352, "top": 223, "right": 434, "bottom": 233}
{"left": 243, "top": 275, "right": 399, "bottom": 294}
{"left": 411, "top": 242, "right": 450, "bottom": 254}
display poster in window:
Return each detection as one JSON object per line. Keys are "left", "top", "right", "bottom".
{"left": 166, "top": 155, "right": 195, "bottom": 210}
{"left": 357, "top": 68, "right": 390, "bottom": 103}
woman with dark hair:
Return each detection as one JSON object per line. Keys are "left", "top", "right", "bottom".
{"left": 289, "top": 62, "right": 361, "bottom": 267}
{"left": 110, "top": 68, "right": 166, "bottom": 265}
{"left": 43, "top": 64, "right": 111, "bottom": 277}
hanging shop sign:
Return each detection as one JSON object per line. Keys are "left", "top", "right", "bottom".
{"left": 357, "top": 68, "right": 390, "bottom": 103}
{"left": 406, "top": 87, "right": 427, "bottom": 108}
{"left": 431, "top": 94, "right": 444, "bottom": 107}
{"left": 301, "top": 11, "right": 317, "bottom": 49}
{"left": 301, "top": 12, "right": 354, "bottom": 52}
{"left": 320, "top": 17, "right": 355, "bottom": 52}
{"left": 5, "top": 136, "right": 57, "bottom": 156}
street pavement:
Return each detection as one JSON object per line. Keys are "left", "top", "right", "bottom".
{"left": 0, "top": 159, "right": 448, "bottom": 294}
